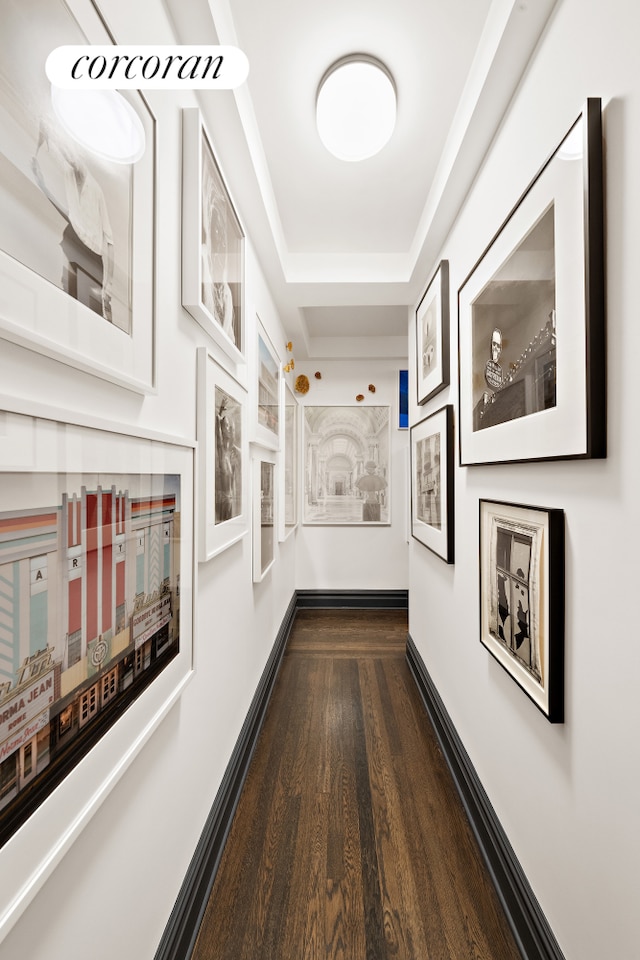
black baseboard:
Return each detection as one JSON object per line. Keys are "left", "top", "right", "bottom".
{"left": 406, "top": 635, "right": 565, "bottom": 960}
{"left": 154, "top": 592, "right": 297, "bottom": 960}
{"left": 295, "top": 588, "right": 408, "bottom": 609}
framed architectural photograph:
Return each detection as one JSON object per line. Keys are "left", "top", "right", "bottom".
{"left": 416, "top": 260, "right": 449, "bottom": 405}
{"left": 279, "top": 379, "right": 299, "bottom": 541}
{"left": 196, "top": 347, "right": 248, "bottom": 561}
{"left": 0, "top": 0, "right": 156, "bottom": 393}
{"left": 251, "top": 447, "right": 276, "bottom": 582}
{"left": 479, "top": 499, "right": 564, "bottom": 722}
{"left": 410, "top": 405, "right": 454, "bottom": 563}
{"left": 303, "top": 405, "right": 391, "bottom": 525}
{"left": 0, "top": 401, "right": 194, "bottom": 936}
{"left": 254, "top": 319, "right": 281, "bottom": 450}
{"left": 398, "top": 369, "right": 409, "bottom": 429}
{"left": 459, "top": 99, "right": 605, "bottom": 465}
{"left": 182, "top": 107, "right": 245, "bottom": 371}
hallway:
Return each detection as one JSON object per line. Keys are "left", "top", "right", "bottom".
{"left": 192, "top": 609, "right": 521, "bottom": 960}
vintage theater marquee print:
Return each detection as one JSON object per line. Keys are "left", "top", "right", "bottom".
{"left": 0, "top": 408, "right": 194, "bottom": 933}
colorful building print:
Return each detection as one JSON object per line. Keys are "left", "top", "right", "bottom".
{"left": 0, "top": 476, "right": 180, "bottom": 831}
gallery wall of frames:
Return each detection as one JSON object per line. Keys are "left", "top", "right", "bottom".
{"left": 0, "top": 0, "right": 306, "bottom": 951}
{"left": 410, "top": 98, "right": 604, "bottom": 723}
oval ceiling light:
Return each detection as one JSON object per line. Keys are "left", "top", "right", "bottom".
{"left": 316, "top": 55, "right": 396, "bottom": 162}
{"left": 51, "top": 86, "right": 146, "bottom": 164}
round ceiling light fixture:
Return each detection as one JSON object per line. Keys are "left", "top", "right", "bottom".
{"left": 316, "top": 54, "right": 396, "bottom": 162}
{"left": 51, "top": 86, "right": 146, "bottom": 164}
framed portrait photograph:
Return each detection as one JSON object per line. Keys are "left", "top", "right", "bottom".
{"left": 410, "top": 405, "right": 454, "bottom": 563}
{"left": 254, "top": 318, "right": 281, "bottom": 450}
{"left": 279, "top": 379, "right": 299, "bottom": 541}
{"left": 415, "top": 260, "right": 450, "bottom": 405}
{"left": 251, "top": 447, "right": 276, "bottom": 582}
{"left": 479, "top": 499, "right": 564, "bottom": 722}
{"left": 459, "top": 99, "right": 605, "bottom": 465}
{"left": 196, "top": 347, "right": 248, "bottom": 562}
{"left": 303, "top": 405, "right": 391, "bottom": 525}
{"left": 0, "top": 401, "right": 194, "bottom": 936}
{"left": 0, "top": 0, "right": 156, "bottom": 394}
{"left": 182, "top": 107, "right": 245, "bottom": 371}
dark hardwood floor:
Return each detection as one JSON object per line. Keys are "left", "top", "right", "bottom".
{"left": 192, "top": 609, "right": 522, "bottom": 960}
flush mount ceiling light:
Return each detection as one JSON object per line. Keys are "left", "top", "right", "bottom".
{"left": 316, "top": 55, "right": 396, "bottom": 162}
{"left": 51, "top": 86, "right": 145, "bottom": 163}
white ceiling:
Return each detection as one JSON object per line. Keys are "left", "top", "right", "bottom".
{"left": 165, "top": 0, "right": 559, "bottom": 358}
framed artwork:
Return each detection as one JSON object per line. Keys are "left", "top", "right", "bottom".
{"left": 0, "top": 0, "right": 156, "bottom": 394}
{"left": 398, "top": 369, "right": 409, "bottom": 429}
{"left": 254, "top": 318, "right": 281, "bottom": 450}
{"left": 0, "top": 401, "right": 194, "bottom": 937}
{"left": 416, "top": 260, "right": 449, "bottom": 405}
{"left": 410, "top": 405, "right": 454, "bottom": 563}
{"left": 279, "top": 379, "right": 299, "bottom": 541}
{"left": 182, "top": 107, "right": 245, "bottom": 371}
{"left": 196, "top": 347, "right": 248, "bottom": 562}
{"left": 251, "top": 447, "right": 276, "bottom": 582}
{"left": 303, "top": 405, "right": 391, "bottom": 525}
{"left": 459, "top": 99, "right": 605, "bottom": 465}
{"left": 479, "top": 499, "right": 564, "bottom": 722}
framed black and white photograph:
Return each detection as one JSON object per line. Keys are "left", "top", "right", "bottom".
{"left": 182, "top": 107, "right": 245, "bottom": 371}
{"left": 416, "top": 260, "right": 449, "bottom": 405}
{"left": 254, "top": 318, "right": 281, "bottom": 450}
{"left": 459, "top": 99, "right": 605, "bottom": 465}
{"left": 251, "top": 447, "right": 276, "bottom": 582}
{"left": 303, "top": 405, "right": 391, "bottom": 525}
{"left": 279, "top": 379, "right": 299, "bottom": 541}
{"left": 0, "top": 0, "right": 156, "bottom": 393}
{"left": 0, "top": 401, "right": 194, "bottom": 934}
{"left": 479, "top": 499, "right": 564, "bottom": 722}
{"left": 196, "top": 347, "right": 248, "bottom": 561}
{"left": 410, "top": 405, "right": 454, "bottom": 563}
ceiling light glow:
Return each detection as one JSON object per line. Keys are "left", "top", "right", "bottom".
{"left": 316, "top": 55, "right": 396, "bottom": 162}
{"left": 51, "top": 86, "right": 146, "bottom": 163}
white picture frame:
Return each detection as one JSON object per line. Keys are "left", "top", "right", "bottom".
{"left": 182, "top": 107, "right": 245, "bottom": 375}
{"left": 253, "top": 318, "right": 281, "bottom": 450}
{"left": 0, "top": 0, "right": 156, "bottom": 394}
{"left": 303, "top": 405, "right": 391, "bottom": 525}
{"left": 196, "top": 347, "right": 249, "bottom": 562}
{"left": 0, "top": 398, "right": 195, "bottom": 943}
{"left": 278, "top": 378, "right": 299, "bottom": 541}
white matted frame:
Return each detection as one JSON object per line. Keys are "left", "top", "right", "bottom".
{"left": 196, "top": 347, "right": 248, "bottom": 562}
{"left": 279, "top": 378, "right": 299, "bottom": 541}
{"left": 251, "top": 445, "right": 277, "bottom": 582}
{"left": 479, "top": 499, "right": 564, "bottom": 722}
{"left": 0, "top": 398, "right": 195, "bottom": 944}
{"left": 0, "top": 0, "right": 156, "bottom": 394}
{"left": 459, "top": 99, "right": 605, "bottom": 465}
{"left": 303, "top": 405, "right": 391, "bottom": 525}
{"left": 182, "top": 107, "right": 245, "bottom": 372}
{"left": 253, "top": 318, "right": 281, "bottom": 450}
{"left": 410, "top": 404, "right": 455, "bottom": 563}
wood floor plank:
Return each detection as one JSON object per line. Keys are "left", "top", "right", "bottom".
{"left": 191, "top": 608, "right": 522, "bottom": 960}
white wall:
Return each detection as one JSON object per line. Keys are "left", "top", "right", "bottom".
{"left": 293, "top": 358, "right": 409, "bottom": 591}
{"left": 408, "top": 2, "right": 640, "bottom": 958}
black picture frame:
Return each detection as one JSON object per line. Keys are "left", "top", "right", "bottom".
{"left": 416, "top": 260, "right": 450, "bottom": 405}
{"left": 410, "top": 404, "right": 455, "bottom": 563}
{"left": 479, "top": 499, "right": 564, "bottom": 722}
{"left": 458, "top": 99, "right": 605, "bottom": 466}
